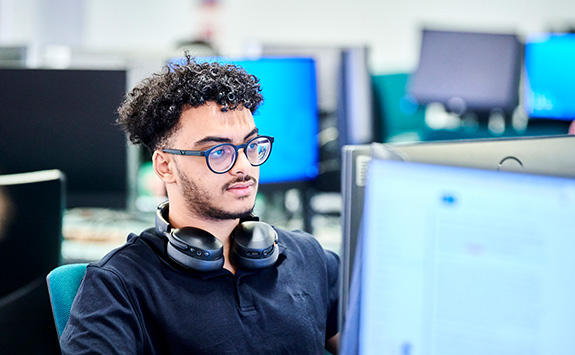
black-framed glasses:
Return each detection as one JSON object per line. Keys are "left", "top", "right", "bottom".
{"left": 162, "top": 135, "right": 274, "bottom": 174}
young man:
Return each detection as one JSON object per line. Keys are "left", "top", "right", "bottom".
{"left": 60, "top": 55, "right": 340, "bottom": 354}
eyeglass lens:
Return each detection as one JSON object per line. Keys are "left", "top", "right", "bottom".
{"left": 208, "top": 145, "right": 237, "bottom": 172}
{"left": 207, "top": 136, "right": 271, "bottom": 173}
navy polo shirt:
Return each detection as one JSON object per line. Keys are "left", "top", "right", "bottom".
{"left": 61, "top": 227, "right": 339, "bottom": 354}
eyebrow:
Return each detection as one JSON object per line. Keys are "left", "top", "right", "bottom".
{"left": 194, "top": 127, "right": 259, "bottom": 146}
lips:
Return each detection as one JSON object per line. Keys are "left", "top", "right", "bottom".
{"left": 225, "top": 179, "right": 256, "bottom": 196}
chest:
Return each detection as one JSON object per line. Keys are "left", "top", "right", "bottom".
{"left": 133, "top": 260, "right": 329, "bottom": 353}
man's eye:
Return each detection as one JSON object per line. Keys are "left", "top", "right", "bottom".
{"left": 211, "top": 148, "right": 226, "bottom": 157}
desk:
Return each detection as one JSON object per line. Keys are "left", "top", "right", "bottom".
{"left": 62, "top": 208, "right": 152, "bottom": 262}
{"left": 61, "top": 201, "right": 343, "bottom": 262}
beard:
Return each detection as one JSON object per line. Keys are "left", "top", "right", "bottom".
{"left": 177, "top": 168, "right": 256, "bottom": 221}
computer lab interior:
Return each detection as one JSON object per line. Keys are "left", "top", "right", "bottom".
{"left": 1, "top": 0, "right": 575, "bottom": 353}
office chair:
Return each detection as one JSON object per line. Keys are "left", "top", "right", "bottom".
{"left": 46, "top": 263, "right": 89, "bottom": 337}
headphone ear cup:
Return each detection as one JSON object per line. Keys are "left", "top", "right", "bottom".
{"left": 156, "top": 201, "right": 276, "bottom": 271}
{"left": 230, "top": 221, "right": 279, "bottom": 269}
{"left": 155, "top": 200, "right": 170, "bottom": 236}
{"left": 166, "top": 227, "right": 225, "bottom": 272}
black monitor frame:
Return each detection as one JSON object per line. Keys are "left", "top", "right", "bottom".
{"left": 0, "top": 67, "right": 128, "bottom": 209}
{"left": 408, "top": 29, "right": 523, "bottom": 117}
{"left": 0, "top": 169, "right": 65, "bottom": 296}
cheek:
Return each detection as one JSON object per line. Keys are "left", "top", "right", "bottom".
{"left": 189, "top": 172, "right": 215, "bottom": 190}
{"left": 175, "top": 161, "right": 213, "bottom": 190}
{"left": 194, "top": 171, "right": 231, "bottom": 195}
{"left": 177, "top": 155, "right": 207, "bottom": 174}
{"left": 252, "top": 167, "right": 260, "bottom": 180}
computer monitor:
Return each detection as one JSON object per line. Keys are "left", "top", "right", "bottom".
{"left": 261, "top": 45, "right": 374, "bottom": 146}
{"left": 0, "top": 68, "right": 128, "bottom": 209}
{"left": 341, "top": 158, "right": 575, "bottom": 354}
{"left": 260, "top": 45, "right": 374, "bottom": 192}
{"left": 231, "top": 57, "right": 320, "bottom": 184}
{"left": 0, "top": 169, "right": 65, "bottom": 297}
{"left": 169, "top": 56, "right": 320, "bottom": 185}
{"left": 339, "top": 135, "right": 575, "bottom": 332}
{"left": 524, "top": 33, "right": 575, "bottom": 121}
{"left": 408, "top": 29, "right": 523, "bottom": 115}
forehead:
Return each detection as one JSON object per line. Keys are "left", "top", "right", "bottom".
{"left": 173, "top": 103, "right": 256, "bottom": 145}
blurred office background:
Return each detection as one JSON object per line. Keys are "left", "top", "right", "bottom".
{"left": 2, "top": 0, "right": 574, "bottom": 72}
{"left": 1, "top": 0, "right": 574, "bottom": 258}
{"left": 1, "top": 0, "right": 574, "bottom": 259}
{"left": 1, "top": 1, "right": 575, "bottom": 351}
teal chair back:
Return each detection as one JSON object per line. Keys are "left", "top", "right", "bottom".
{"left": 46, "top": 263, "right": 88, "bottom": 337}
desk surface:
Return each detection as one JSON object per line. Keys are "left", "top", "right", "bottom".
{"left": 62, "top": 208, "right": 153, "bottom": 262}
{"left": 62, "top": 206, "right": 342, "bottom": 263}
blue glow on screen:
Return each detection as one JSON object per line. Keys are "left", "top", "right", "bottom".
{"left": 524, "top": 33, "right": 575, "bottom": 120}
{"left": 170, "top": 57, "right": 319, "bottom": 184}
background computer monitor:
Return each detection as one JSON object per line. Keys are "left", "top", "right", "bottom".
{"left": 0, "top": 169, "right": 65, "bottom": 297}
{"left": 0, "top": 68, "right": 128, "bottom": 209}
{"left": 230, "top": 57, "right": 320, "bottom": 184}
{"left": 260, "top": 45, "right": 374, "bottom": 192}
{"left": 524, "top": 33, "right": 575, "bottom": 121}
{"left": 342, "top": 158, "right": 575, "bottom": 354}
{"left": 339, "top": 135, "right": 575, "bottom": 332}
{"left": 0, "top": 169, "right": 65, "bottom": 353}
{"left": 408, "top": 29, "right": 523, "bottom": 116}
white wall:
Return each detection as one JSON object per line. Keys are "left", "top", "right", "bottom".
{"left": 1, "top": 0, "right": 575, "bottom": 73}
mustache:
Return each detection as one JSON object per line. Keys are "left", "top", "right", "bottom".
{"left": 223, "top": 175, "right": 257, "bottom": 190}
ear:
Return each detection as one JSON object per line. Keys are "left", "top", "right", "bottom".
{"left": 153, "top": 150, "right": 177, "bottom": 184}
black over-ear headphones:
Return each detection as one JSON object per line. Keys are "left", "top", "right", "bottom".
{"left": 155, "top": 201, "right": 279, "bottom": 272}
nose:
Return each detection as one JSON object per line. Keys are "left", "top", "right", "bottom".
{"left": 229, "top": 147, "right": 252, "bottom": 175}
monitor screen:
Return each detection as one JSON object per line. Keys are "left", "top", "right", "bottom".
{"left": 524, "top": 33, "right": 575, "bottom": 120}
{"left": 0, "top": 68, "right": 128, "bottom": 209}
{"left": 342, "top": 158, "right": 575, "bottom": 354}
{"left": 408, "top": 29, "right": 522, "bottom": 114}
{"left": 339, "top": 135, "right": 575, "bottom": 333}
{"left": 233, "top": 57, "right": 319, "bottom": 184}
{"left": 170, "top": 57, "right": 320, "bottom": 185}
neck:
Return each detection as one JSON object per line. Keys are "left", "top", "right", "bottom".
{"left": 169, "top": 206, "right": 239, "bottom": 242}
{"left": 167, "top": 199, "right": 240, "bottom": 274}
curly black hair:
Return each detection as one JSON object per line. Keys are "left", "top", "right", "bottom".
{"left": 116, "top": 54, "right": 264, "bottom": 151}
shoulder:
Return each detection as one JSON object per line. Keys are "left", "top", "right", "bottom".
{"left": 276, "top": 228, "right": 321, "bottom": 254}
{"left": 275, "top": 227, "right": 339, "bottom": 270}
{"left": 87, "top": 229, "right": 165, "bottom": 280}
